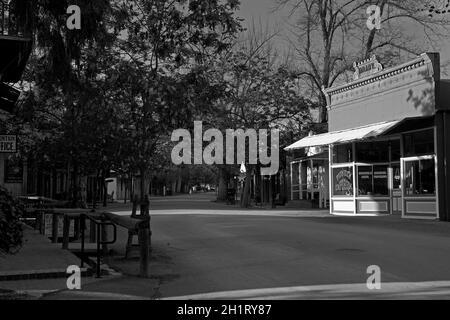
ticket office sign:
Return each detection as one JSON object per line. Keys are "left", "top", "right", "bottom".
{"left": 0, "top": 135, "right": 17, "bottom": 153}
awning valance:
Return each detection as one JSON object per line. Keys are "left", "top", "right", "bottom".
{"left": 284, "top": 120, "right": 402, "bottom": 151}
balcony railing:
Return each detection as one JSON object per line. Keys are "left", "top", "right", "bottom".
{"left": 0, "top": 0, "right": 31, "bottom": 38}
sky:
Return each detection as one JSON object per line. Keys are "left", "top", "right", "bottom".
{"left": 236, "top": 0, "right": 450, "bottom": 75}
{"left": 239, "top": 0, "right": 282, "bottom": 25}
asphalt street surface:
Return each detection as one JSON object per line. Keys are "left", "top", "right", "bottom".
{"left": 5, "top": 193, "right": 445, "bottom": 299}
{"left": 40, "top": 194, "right": 450, "bottom": 299}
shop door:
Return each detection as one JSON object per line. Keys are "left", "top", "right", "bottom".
{"left": 391, "top": 163, "right": 402, "bottom": 215}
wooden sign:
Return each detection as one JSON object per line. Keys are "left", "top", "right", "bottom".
{"left": 0, "top": 135, "right": 17, "bottom": 153}
{"left": 353, "top": 55, "right": 383, "bottom": 80}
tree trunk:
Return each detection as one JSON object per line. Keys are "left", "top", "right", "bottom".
{"left": 217, "top": 166, "right": 228, "bottom": 201}
{"left": 140, "top": 167, "right": 147, "bottom": 202}
{"left": 102, "top": 170, "right": 108, "bottom": 207}
{"left": 71, "top": 159, "right": 79, "bottom": 207}
{"left": 240, "top": 166, "right": 253, "bottom": 208}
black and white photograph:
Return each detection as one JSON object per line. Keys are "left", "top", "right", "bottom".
{"left": 2, "top": 0, "right": 450, "bottom": 307}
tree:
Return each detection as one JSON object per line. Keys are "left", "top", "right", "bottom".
{"left": 205, "top": 47, "right": 313, "bottom": 207}
{"left": 275, "top": 0, "right": 450, "bottom": 124}
{"left": 0, "top": 187, "right": 24, "bottom": 255}
{"left": 107, "top": 0, "right": 243, "bottom": 203}
{"left": 15, "top": 0, "right": 119, "bottom": 204}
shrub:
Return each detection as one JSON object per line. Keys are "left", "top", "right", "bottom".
{"left": 0, "top": 187, "right": 24, "bottom": 255}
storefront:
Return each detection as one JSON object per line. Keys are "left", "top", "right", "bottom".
{"left": 289, "top": 146, "right": 329, "bottom": 209}
{"left": 286, "top": 53, "right": 450, "bottom": 220}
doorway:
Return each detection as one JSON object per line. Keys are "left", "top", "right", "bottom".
{"left": 391, "top": 163, "right": 402, "bottom": 215}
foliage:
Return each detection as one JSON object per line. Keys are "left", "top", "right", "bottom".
{"left": 99, "top": 0, "right": 243, "bottom": 198}
{"left": 0, "top": 187, "right": 24, "bottom": 256}
{"left": 204, "top": 47, "right": 314, "bottom": 206}
{"left": 13, "top": 0, "right": 243, "bottom": 204}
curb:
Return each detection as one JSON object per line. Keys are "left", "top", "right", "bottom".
{"left": 0, "top": 268, "right": 90, "bottom": 282}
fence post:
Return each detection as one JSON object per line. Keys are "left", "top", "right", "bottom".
{"left": 52, "top": 213, "right": 59, "bottom": 243}
{"left": 89, "top": 218, "right": 96, "bottom": 243}
{"left": 101, "top": 216, "right": 109, "bottom": 264}
{"left": 62, "top": 215, "right": 70, "bottom": 250}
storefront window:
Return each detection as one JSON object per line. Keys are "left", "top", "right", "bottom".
{"left": 355, "top": 141, "right": 389, "bottom": 163}
{"left": 404, "top": 158, "right": 436, "bottom": 196}
{"left": 357, "top": 166, "right": 372, "bottom": 195}
{"left": 333, "top": 166, "right": 353, "bottom": 196}
{"left": 373, "top": 165, "right": 389, "bottom": 196}
{"left": 332, "top": 144, "right": 353, "bottom": 164}
{"left": 392, "top": 164, "right": 401, "bottom": 190}
{"left": 357, "top": 165, "right": 389, "bottom": 196}
{"left": 404, "top": 129, "right": 434, "bottom": 157}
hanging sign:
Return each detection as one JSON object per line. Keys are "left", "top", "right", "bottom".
{"left": 0, "top": 135, "right": 17, "bottom": 153}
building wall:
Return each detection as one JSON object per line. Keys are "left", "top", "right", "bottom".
{"left": 326, "top": 53, "right": 440, "bottom": 132}
{"left": 323, "top": 53, "right": 445, "bottom": 219}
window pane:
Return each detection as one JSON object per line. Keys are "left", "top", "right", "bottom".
{"left": 391, "top": 140, "right": 401, "bottom": 162}
{"left": 356, "top": 141, "right": 389, "bottom": 163}
{"left": 357, "top": 165, "right": 389, "bottom": 196}
{"left": 373, "top": 165, "right": 389, "bottom": 196}
{"left": 332, "top": 144, "right": 352, "bottom": 164}
{"left": 404, "top": 159, "right": 436, "bottom": 196}
{"left": 404, "top": 129, "right": 434, "bottom": 157}
{"left": 357, "top": 166, "right": 373, "bottom": 196}
{"left": 392, "top": 164, "right": 401, "bottom": 190}
{"left": 333, "top": 166, "right": 353, "bottom": 196}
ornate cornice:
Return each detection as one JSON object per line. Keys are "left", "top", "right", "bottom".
{"left": 323, "top": 53, "right": 436, "bottom": 105}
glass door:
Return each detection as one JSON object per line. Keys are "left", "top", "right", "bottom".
{"left": 401, "top": 156, "right": 437, "bottom": 218}
{"left": 391, "top": 163, "right": 402, "bottom": 215}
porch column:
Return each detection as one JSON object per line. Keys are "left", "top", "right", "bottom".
{"left": 290, "top": 162, "right": 293, "bottom": 201}
{"left": 436, "top": 111, "right": 450, "bottom": 221}
{"left": 310, "top": 159, "right": 314, "bottom": 201}
{"left": 299, "top": 161, "right": 303, "bottom": 200}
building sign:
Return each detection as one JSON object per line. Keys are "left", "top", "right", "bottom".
{"left": 4, "top": 158, "right": 23, "bottom": 183}
{"left": 334, "top": 167, "right": 353, "bottom": 196}
{"left": 0, "top": 135, "right": 17, "bottom": 153}
{"left": 353, "top": 55, "right": 383, "bottom": 80}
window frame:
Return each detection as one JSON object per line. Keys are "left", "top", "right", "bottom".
{"left": 402, "top": 155, "right": 437, "bottom": 199}
{"left": 331, "top": 165, "right": 354, "bottom": 198}
{"left": 403, "top": 128, "right": 435, "bottom": 158}
{"left": 355, "top": 163, "right": 390, "bottom": 198}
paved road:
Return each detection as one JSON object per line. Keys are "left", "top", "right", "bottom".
{"left": 30, "top": 193, "right": 450, "bottom": 299}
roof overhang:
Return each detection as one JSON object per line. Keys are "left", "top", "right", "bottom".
{"left": 0, "top": 82, "right": 20, "bottom": 113}
{"left": 284, "top": 120, "right": 402, "bottom": 151}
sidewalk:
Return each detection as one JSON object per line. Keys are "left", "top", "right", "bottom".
{"left": 0, "top": 225, "right": 124, "bottom": 299}
{"left": 0, "top": 226, "right": 83, "bottom": 281}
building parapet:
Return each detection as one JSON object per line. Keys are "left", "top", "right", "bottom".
{"left": 323, "top": 53, "right": 439, "bottom": 107}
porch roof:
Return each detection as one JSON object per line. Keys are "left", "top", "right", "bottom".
{"left": 284, "top": 120, "right": 402, "bottom": 151}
